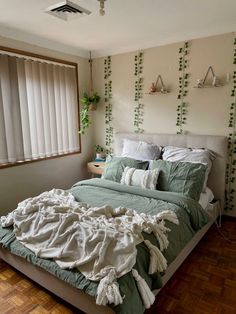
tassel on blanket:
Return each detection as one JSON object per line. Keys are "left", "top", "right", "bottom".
{"left": 132, "top": 268, "right": 155, "bottom": 309}
{"left": 144, "top": 240, "right": 167, "bottom": 274}
{"left": 155, "top": 210, "right": 179, "bottom": 225}
{"left": 152, "top": 220, "right": 170, "bottom": 251}
{"left": 152, "top": 211, "right": 179, "bottom": 251}
{"left": 96, "top": 269, "right": 123, "bottom": 306}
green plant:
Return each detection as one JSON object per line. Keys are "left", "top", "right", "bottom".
{"left": 225, "top": 37, "right": 236, "bottom": 210}
{"left": 134, "top": 51, "right": 144, "bottom": 133}
{"left": 104, "top": 56, "right": 114, "bottom": 154}
{"left": 95, "top": 145, "right": 105, "bottom": 153}
{"left": 176, "top": 42, "right": 189, "bottom": 134}
{"left": 81, "top": 92, "right": 100, "bottom": 106}
{"left": 79, "top": 92, "right": 100, "bottom": 134}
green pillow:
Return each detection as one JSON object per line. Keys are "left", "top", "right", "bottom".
{"left": 102, "top": 156, "right": 148, "bottom": 182}
{"left": 151, "top": 159, "right": 207, "bottom": 201}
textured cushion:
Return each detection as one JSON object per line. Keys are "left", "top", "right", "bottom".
{"left": 151, "top": 159, "right": 207, "bottom": 201}
{"left": 162, "top": 146, "right": 214, "bottom": 191}
{"left": 102, "top": 156, "right": 148, "bottom": 182}
{"left": 120, "top": 167, "right": 159, "bottom": 190}
{"left": 121, "top": 138, "right": 161, "bottom": 160}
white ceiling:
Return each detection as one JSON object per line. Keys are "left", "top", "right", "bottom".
{"left": 0, "top": 0, "right": 236, "bottom": 58}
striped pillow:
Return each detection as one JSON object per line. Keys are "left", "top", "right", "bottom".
{"left": 120, "top": 167, "right": 159, "bottom": 190}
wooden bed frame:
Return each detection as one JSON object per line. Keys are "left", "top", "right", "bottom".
{"left": 0, "top": 133, "right": 228, "bottom": 314}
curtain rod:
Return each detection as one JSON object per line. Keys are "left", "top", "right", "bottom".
{"left": 0, "top": 49, "right": 76, "bottom": 69}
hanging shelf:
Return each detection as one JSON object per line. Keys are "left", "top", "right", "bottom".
{"left": 194, "top": 66, "right": 223, "bottom": 88}
{"left": 146, "top": 75, "right": 169, "bottom": 94}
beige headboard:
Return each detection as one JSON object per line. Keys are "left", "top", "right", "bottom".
{"left": 114, "top": 132, "right": 228, "bottom": 209}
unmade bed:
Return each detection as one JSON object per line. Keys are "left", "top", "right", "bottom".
{"left": 0, "top": 133, "right": 228, "bottom": 314}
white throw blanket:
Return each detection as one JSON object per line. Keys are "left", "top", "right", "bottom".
{"left": 1, "top": 189, "right": 178, "bottom": 308}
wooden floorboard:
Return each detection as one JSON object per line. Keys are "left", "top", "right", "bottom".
{"left": 147, "top": 216, "right": 236, "bottom": 314}
{"left": 0, "top": 216, "right": 235, "bottom": 313}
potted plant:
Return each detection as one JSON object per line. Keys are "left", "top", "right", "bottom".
{"left": 79, "top": 92, "right": 101, "bottom": 134}
{"left": 81, "top": 92, "right": 100, "bottom": 110}
{"left": 95, "top": 145, "right": 106, "bottom": 160}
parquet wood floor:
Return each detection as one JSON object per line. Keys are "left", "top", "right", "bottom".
{"left": 147, "top": 216, "right": 236, "bottom": 314}
{"left": 0, "top": 216, "right": 235, "bottom": 314}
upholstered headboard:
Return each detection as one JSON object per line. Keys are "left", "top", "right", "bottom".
{"left": 114, "top": 133, "right": 228, "bottom": 209}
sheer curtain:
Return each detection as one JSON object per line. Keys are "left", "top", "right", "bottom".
{"left": 0, "top": 53, "right": 80, "bottom": 165}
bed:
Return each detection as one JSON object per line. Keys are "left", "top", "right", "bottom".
{"left": 0, "top": 133, "right": 228, "bottom": 314}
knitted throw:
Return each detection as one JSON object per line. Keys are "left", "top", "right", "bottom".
{"left": 1, "top": 189, "right": 178, "bottom": 308}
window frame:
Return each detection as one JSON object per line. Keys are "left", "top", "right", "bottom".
{"left": 0, "top": 46, "right": 81, "bottom": 169}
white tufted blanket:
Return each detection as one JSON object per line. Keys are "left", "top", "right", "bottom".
{"left": 1, "top": 189, "right": 178, "bottom": 307}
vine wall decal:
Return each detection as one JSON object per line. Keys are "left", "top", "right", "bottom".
{"left": 176, "top": 42, "right": 189, "bottom": 134}
{"left": 234, "top": 37, "right": 236, "bottom": 64}
{"left": 134, "top": 51, "right": 144, "bottom": 133}
{"left": 104, "top": 56, "right": 113, "bottom": 154}
{"left": 225, "top": 37, "right": 236, "bottom": 210}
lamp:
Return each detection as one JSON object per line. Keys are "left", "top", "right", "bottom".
{"left": 98, "top": 0, "right": 106, "bottom": 16}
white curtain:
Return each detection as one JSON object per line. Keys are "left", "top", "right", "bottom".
{"left": 0, "top": 53, "right": 80, "bottom": 165}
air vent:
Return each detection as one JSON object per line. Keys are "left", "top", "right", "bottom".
{"left": 45, "top": 0, "right": 91, "bottom": 21}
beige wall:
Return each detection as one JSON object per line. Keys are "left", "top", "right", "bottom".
{"left": 0, "top": 36, "right": 93, "bottom": 213}
{"left": 93, "top": 33, "right": 234, "bottom": 140}
{"left": 92, "top": 32, "right": 236, "bottom": 215}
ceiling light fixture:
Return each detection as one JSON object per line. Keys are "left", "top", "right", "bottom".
{"left": 98, "top": 0, "right": 106, "bottom": 16}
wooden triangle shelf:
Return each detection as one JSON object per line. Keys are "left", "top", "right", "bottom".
{"left": 147, "top": 74, "right": 170, "bottom": 94}
{"left": 194, "top": 66, "right": 223, "bottom": 88}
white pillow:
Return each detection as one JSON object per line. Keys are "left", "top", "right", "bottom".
{"left": 163, "top": 146, "right": 215, "bottom": 191}
{"left": 120, "top": 167, "right": 159, "bottom": 190}
{"left": 121, "top": 138, "right": 161, "bottom": 161}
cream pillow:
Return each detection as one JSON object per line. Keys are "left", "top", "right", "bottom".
{"left": 120, "top": 166, "right": 159, "bottom": 190}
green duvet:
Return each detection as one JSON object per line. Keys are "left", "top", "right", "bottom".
{"left": 0, "top": 178, "right": 209, "bottom": 314}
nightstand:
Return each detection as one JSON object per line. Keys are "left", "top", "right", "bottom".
{"left": 87, "top": 161, "right": 105, "bottom": 177}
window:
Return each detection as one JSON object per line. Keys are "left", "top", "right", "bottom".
{"left": 0, "top": 47, "right": 80, "bottom": 168}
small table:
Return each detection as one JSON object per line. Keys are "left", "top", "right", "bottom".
{"left": 87, "top": 161, "right": 105, "bottom": 177}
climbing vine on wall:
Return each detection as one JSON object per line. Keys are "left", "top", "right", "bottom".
{"left": 104, "top": 56, "right": 113, "bottom": 154}
{"left": 134, "top": 51, "right": 144, "bottom": 133}
{"left": 176, "top": 42, "right": 189, "bottom": 134}
{"left": 234, "top": 37, "right": 236, "bottom": 64}
{"left": 225, "top": 37, "right": 236, "bottom": 210}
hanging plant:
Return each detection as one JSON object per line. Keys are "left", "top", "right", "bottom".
{"left": 176, "top": 42, "right": 189, "bottom": 134}
{"left": 79, "top": 53, "right": 100, "bottom": 134}
{"left": 79, "top": 92, "right": 101, "bottom": 134}
{"left": 82, "top": 92, "right": 100, "bottom": 108}
{"left": 134, "top": 51, "right": 144, "bottom": 133}
{"left": 104, "top": 56, "right": 113, "bottom": 154}
{"left": 225, "top": 37, "right": 236, "bottom": 211}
